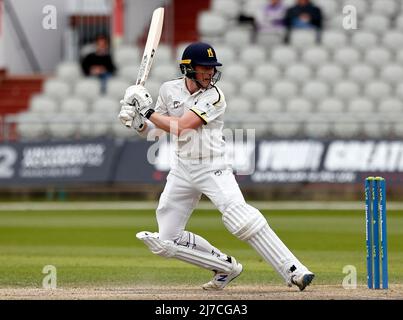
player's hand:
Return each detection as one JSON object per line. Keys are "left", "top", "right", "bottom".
{"left": 118, "top": 100, "right": 145, "bottom": 131}
{"left": 123, "top": 85, "right": 154, "bottom": 119}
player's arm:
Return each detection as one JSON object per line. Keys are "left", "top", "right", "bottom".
{"left": 148, "top": 111, "right": 203, "bottom": 136}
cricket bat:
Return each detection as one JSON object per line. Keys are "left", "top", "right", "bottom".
{"left": 125, "top": 7, "right": 164, "bottom": 127}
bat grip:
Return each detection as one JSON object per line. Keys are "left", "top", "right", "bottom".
{"left": 125, "top": 119, "right": 133, "bottom": 128}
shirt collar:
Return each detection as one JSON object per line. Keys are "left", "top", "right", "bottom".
{"left": 181, "top": 77, "right": 206, "bottom": 96}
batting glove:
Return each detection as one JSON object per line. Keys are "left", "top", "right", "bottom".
{"left": 118, "top": 100, "right": 145, "bottom": 131}
{"left": 123, "top": 85, "right": 154, "bottom": 119}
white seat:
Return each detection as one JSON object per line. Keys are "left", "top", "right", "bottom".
{"left": 380, "top": 64, "right": 403, "bottom": 84}
{"left": 365, "top": 48, "right": 392, "bottom": 69}
{"left": 342, "top": 0, "right": 368, "bottom": 16}
{"left": 317, "top": 98, "right": 345, "bottom": 113}
{"left": 382, "top": 31, "right": 403, "bottom": 52}
{"left": 378, "top": 98, "right": 403, "bottom": 114}
{"left": 224, "top": 28, "right": 252, "bottom": 48}
{"left": 154, "top": 44, "right": 173, "bottom": 65}
{"left": 290, "top": 30, "right": 317, "bottom": 50}
{"left": 253, "top": 63, "right": 281, "bottom": 84}
{"left": 271, "top": 81, "right": 298, "bottom": 100}
{"left": 118, "top": 64, "right": 139, "bottom": 82}
{"left": 48, "top": 114, "right": 79, "bottom": 139}
{"left": 286, "top": 98, "right": 313, "bottom": 114}
{"left": 362, "top": 122, "right": 383, "bottom": 138}
{"left": 334, "top": 81, "right": 361, "bottom": 101}
{"left": 111, "top": 119, "right": 138, "bottom": 138}
{"left": 284, "top": 64, "right": 312, "bottom": 84}
{"left": 397, "top": 50, "right": 403, "bottom": 65}
{"left": 106, "top": 78, "right": 130, "bottom": 100}
{"left": 43, "top": 79, "right": 71, "bottom": 100}
{"left": 322, "top": 31, "right": 348, "bottom": 51}
{"left": 239, "top": 46, "right": 266, "bottom": 67}
{"left": 362, "top": 15, "right": 390, "bottom": 35}
{"left": 114, "top": 46, "right": 140, "bottom": 67}
{"left": 197, "top": 11, "right": 228, "bottom": 38}
{"left": 56, "top": 62, "right": 82, "bottom": 83}
{"left": 240, "top": 80, "right": 266, "bottom": 102}
{"left": 150, "top": 64, "right": 179, "bottom": 82}
{"left": 227, "top": 96, "right": 253, "bottom": 113}
{"left": 332, "top": 121, "right": 361, "bottom": 138}
{"left": 351, "top": 31, "right": 378, "bottom": 51}
{"left": 327, "top": 15, "right": 345, "bottom": 31}
{"left": 396, "top": 15, "right": 403, "bottom": 32}
{"left": 313, "top": 0, "right": 338, "bottom": 18}
{"left": 302, "top": 81, "right": 330, "bottom": 102}
{"left": 211, "top": 0, "right": 241, "bottom": 19}
{"left": 222, "top": 64, "right": 249, "bottom": 84}
{"left": 79, "top": 113, "right": 113, "bottom": 138}
{"left": 92, "top": 96, "right": 119, "bottom": 113}
{"left": 395, "top": 83, "right": 403, "bottom": 100}
{"left": 16, "top": 112, "right": 48, "bottom": 140}
{"left": 270, "top": 46, "right": 297, "bottom": 68}
{"left": 348, "top": 64, "right": 376, "bottom": 85}
{"left": 371, "top": 0, "right": 398, "bottom": 17}
{"left": 145, "top": 80, "right": 162, "bottom": 101}
{"left": 316, "top": 64, "right": 344, "bottom": 85}
{"left": 392, "top": 122, "right": 403, "bottom": 137}
{"left": 217, "top": 81, "right": 237, "bottom": 99}
{"left": 242, "top": 0, "right": 266, "bottom": 17}
{"left": 348, "top": 98, "right": 375, "bottom": 114}
{"left": 213, "top": 45, "right": 236, "bottom": 65}
{"left": 271, "top": 122, "right": 300, "bottom": 138}
{"left": 176, "top": 42, "right": 192, "bottom": 62}
{"left": 364, "top": 82, "right": 392, "bottom": 101}
{"left": 60, "top": 97, "right": 89, "bottom": 114}
{"left": 29, "top": 95, "right": 58, "bottom": 113}
{"left": 304, "top": 121, "right": 331, "bottom": 138}
{"left": 334, "top": 47, "right": 361, "bottom": 68}
{"left": 302, "top": 47, "right": 329, "bottom": 68}
{"left": 256, "top": 97, "right": 283, "bottom": 113}
{"left": 74, "top": 78, "right": 101, "bottom": 101}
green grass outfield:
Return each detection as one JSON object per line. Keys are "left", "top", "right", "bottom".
{"left": 0, "top": 207, "right": 402, "bottom": 288}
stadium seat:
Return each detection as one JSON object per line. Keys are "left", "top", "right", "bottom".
{"left": 111, "top": 119, "right": 138, "bottom": 138}
{"left": 176, "top": 42, "right": 192, "bottom": 62}
{"left": 334, "top": 81, "right": 360, "bottom": 101}
{"left": 348, "top": 98, "right": 375, "bottom": 114}
{"left": 118, "top": 64, "right": 139, "bottom": 82}
{"left": 145, "top": 80, "right": 162, "bottom": 101}
{"left": 114, "top": 46, "right": 140, "bottom": 67}
{"left": 43, "top": 79, "right": 71, "bottom": 100}
{"left": 16, "top": 112, "right": 48, "bottom": 140}
{"left": 92, "top": 96, "right": 119, "bottom": 114}
{"left": 270, "top": 46, "right": 297, "bottom": 68}
{"left": 240, "top": 80, "right": 266, "bottom": 103}
{"left": 332, "top": 121, "right": 361, "bottom": 138}
{"left": 56, "top": 62, "right": 82, "bottom": 83}
{"left": 317, "top": 98, "right": 345, "bottom": 113}
{"left": 211, "top": 0, "right": 241, "bottom": 19}
{"left": 106, "top": 78, "right": 131, "bottom": 99}
{"left": 284, "top": 64, "right": 313, "bottom": 84}
{"left": 271, "top": 81, "right": 298, "bottom": 100}
{"left": 60, "top": 97, "right": 89, "bottom": 114}
{"left": 343, "top": 0, "right": 368, "bottom": 16}
{"left": 326, "top": 15, "right": 344, "bottom": 31}
{"left": 364, "top": 81, "right": 392, "bottom": 101}
{"left": 48, "top": 114, "right": 79, "bottom": 139}
{"left": 380, "top": 64, "right": 403, "bottom": 84}
{"left": 302, "top": 81, "right": 330, "bottom": 102}
{"left": 197, "top": 11, "right": 228, "bottom": 38}
{"left": 227, "top": 97, "right": 253, "bottom": 113}
{"left": 224, "top": 28, "right": 252, "bottom": 49}
{"left": 271, "top": 121, "right": 301, "bottom": 138}
{"left": 150, "top": 64, "right": 179, "bottom": 82}
{"left": 74, "top": 78, "right": 101, "bottom": 101}
{"left": 316, "top": 64, "right": 344, "bottom": 85}
{"left": 29, "top": 95, "right": 58, "bottom": 114}
{"left": 256, "top": 97, "right": 283, "bottom": 113}
{"left": 351, "top": 31, "right": 378, "bottom": 52}
{"left": 242, "top": 0, "right": 266, "bottom": 17}
{"left": 213, "top": 45, "right": 237, "bottom": 65}
{"left": 382, "top": 31, "right": 403, "bottom": 52}
{"left": 239, "top": 46, "right": 266, "bottom": 67}
{"left": 290, "top": 30, "right": 317, "bottom": 50}
{"left": 217, "top": 80, "right": 237, "bottom": 99}
{"left": 334, "top": 47, "right": 361, "bottom": 68}
{"left": 392, "top": 122, "right": 403, "bottom": 137}
{"left": 253, "top": 63, "right": 281, "bottom": 85}
{"left": 378, "top": 98, "right": 403, "bottom": 114}
{"left": 154, "top": 44, "right": 173, "bottom": 65}
{"left": 364, "top": 48, "right": 392, "bottom": 69}
{"left": 396, "top": 15, "right": 403, "bottom": 32}
{"left": 362, "top": 122, "right": 383, "bottom": 138}
{"left": 304, "top": 119, "right": 331, "bottom": 138}
{"left": 301, "top": 47, "right": 329, "bottom": 68}
{"left": 395, "top": 83, "right": 403, "bottom": 100}
{"left": 222, "top": 63, "right": 249, "bottom": 84}
{"left": 322, "top": 31, "right": 348, "bottom": 51}
{"left": 362, "top": 15, "right": 390, "bottom": 34}
{"left": 286, "top": 98, "right": 313, "bottom": 114}
{"left": 348, "top": 64, "right": 376, "bottom": 86}
{"left": 397, "top": 50, "right": 403, "bottom": 64}
{"left": 371, "top": 0, "right": 398, "bottom": 17}
{"left": 313, "top": 0, "right": 338, "bottom": 18}
{"left": 79, "top": 112, "right": 114, "bottom": 138}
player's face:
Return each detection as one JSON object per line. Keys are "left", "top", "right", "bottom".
{"left": 194, "top": 65, "right": 215, "bottom": 88}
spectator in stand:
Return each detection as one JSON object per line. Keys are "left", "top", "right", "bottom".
{"left": 254, "top": 0, "right": 287, "bottom": 35}
{"left": 81, "top": 34, "right": 116, "bottom": 94}
{"left": 283, "top": 0, "right": 323, "bottom": 44}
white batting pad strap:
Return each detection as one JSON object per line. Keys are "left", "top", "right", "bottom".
{"left": 136, "top": 231, "right": 233, "bottom": 273}
{"left": 248, "top": 225, "right": 308, "bottom": 282}
{"left": 222, "top": 202, "right": 267, "bottom": 241}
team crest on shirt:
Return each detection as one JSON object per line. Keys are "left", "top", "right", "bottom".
{"left": 173, "top": 101, "right": 180, "bottom": 109}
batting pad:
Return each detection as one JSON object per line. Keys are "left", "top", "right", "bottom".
{"left": 136, "top": 231, "right": 234, "bottom": 273}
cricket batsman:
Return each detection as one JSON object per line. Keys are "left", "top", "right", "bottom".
{"left": 118, "top": 42, "right": 314, "bottom": 291}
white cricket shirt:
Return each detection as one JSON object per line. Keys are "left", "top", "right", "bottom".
{"left": 155, "top": 77, "right": 227, "bottom": 160}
